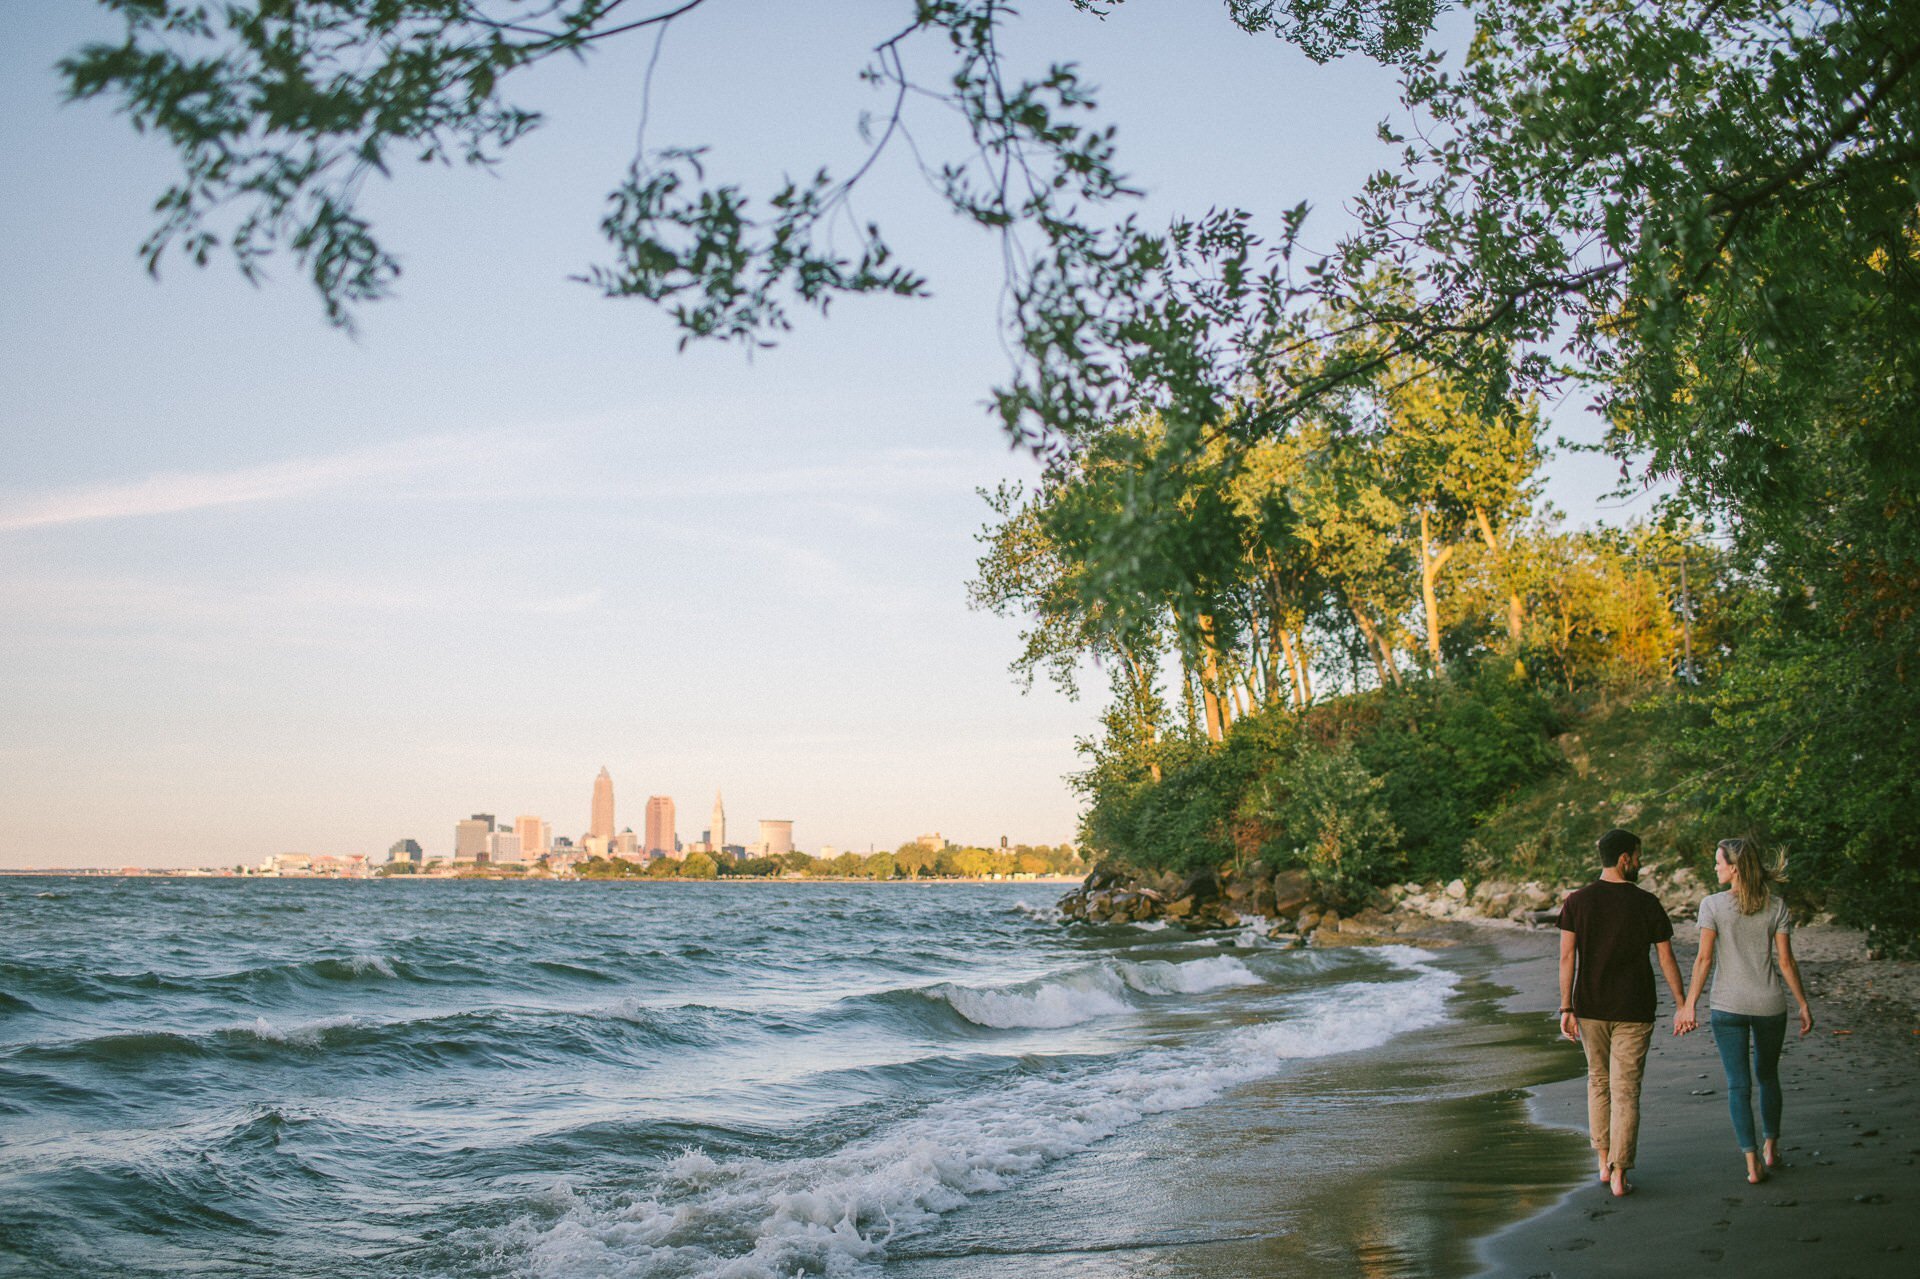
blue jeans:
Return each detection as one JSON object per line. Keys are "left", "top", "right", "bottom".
{"left": 1710, "top": 1009, "right": 1788, "bottom": 1152}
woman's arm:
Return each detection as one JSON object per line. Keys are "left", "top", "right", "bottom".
{"left": 1777, "top": 931, "right": 1814, "bottom": 1035}
{"left": 1677, "top": 928, "right": 1715, "bottom": 1034}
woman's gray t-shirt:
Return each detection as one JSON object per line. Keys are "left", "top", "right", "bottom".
{"left": 1699, "top": 890, "right": 1792, "bottom": 1016}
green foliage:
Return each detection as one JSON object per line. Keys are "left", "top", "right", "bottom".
{"left": 679, "top": 852, "right": 719, "bottom": 880}
{"left": 1671, "top": 618, "right": 1920, "bottom": 955}
{"left": 1350, "top": 661, "right": 1562, "bottom": 879}
{"left": 1080, "top": 658, "right": 1561, "bottom": 893}
{"left": 1255, "top": 738, "right": 1400, "bottom": 907}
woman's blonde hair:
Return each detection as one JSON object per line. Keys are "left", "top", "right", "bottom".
{"left": 1717, "top": 837, "right": 1774, "bottom": 915}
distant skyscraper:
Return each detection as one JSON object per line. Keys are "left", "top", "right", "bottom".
{"left": 388, "top": 838, "right": 422, "bottom": 864}
{"left": 514, "top": 815, "right": 546, "bottom": 858}
{"left": 646, "top": 796, "right": 676, "bottom": 856}
{"left": 590, "top": 767, "right": 614, "bottom": 844}
{"left": 454, "top": 817, "right": 491, "bottom": 860}
{"left": 711, "top": 791, "right": 726, "bottom": 853}
{"left": 759, "top": 819, "right": 794, "bottom": 858}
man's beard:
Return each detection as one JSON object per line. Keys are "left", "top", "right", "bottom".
{"left": 1622, "top": 863, "right": 1640, "bottom": 882}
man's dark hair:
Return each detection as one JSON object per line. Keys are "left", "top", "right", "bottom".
{"left": 1597, "top": 828, "right": 1641, "bottom": 866}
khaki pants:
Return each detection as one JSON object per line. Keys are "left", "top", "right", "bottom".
{"left": 1579, "top": 1018, "right": 1653, "bottom": 1172}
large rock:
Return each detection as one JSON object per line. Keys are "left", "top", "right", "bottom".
{"left": 1270, "top": 869, "right": 1312, "bottom": 917}
{"left": 1176, "top": 868, "right": 1224, "bottom": 905}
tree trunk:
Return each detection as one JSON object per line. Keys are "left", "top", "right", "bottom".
{"left": 1118, "top": 647, "right": 1163, "bottom": 783}
{"left": 1419, "top": 507, "right": 1455, "bottom": 669}
{"left": 1196, "top": 615, "right": 1229, "bottom": 743}
{"left": 1278, "top": 628, "right": 1308, "bottom": 710}
{"left": 1294, "top": 629, "right": 1314, "bottom": 703}
{"left": 1350, "top": 603, "right": 1399, "bottom": 688}
{"left": 1473, "top": 505, "right": 1525, "bottom": 642}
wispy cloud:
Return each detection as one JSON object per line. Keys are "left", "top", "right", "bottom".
{"left": 0, "top": 431, "right": 530, "bottom": 533}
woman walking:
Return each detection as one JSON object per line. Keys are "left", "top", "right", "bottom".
{"left": 1676, "top": 838, "right": 1814, "bottom": 1184}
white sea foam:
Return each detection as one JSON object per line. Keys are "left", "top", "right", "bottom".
{"left": 239, "top": 1013, "right": 363, "bottom": 1047}
{"left": 348, "top": 954, "right": 396, "bottom": 978}
{"left": 1118, "top": 955, "right": 1261, "bottom": 995}
{"left": 931, "top": 972, "right": 1133, "bottom": 1028}
{"left": 1005, "top": 899, "right": 1061, "bottom": 924}
{"left": 500, "top": 950, "right": 1458, "bottom": 1279}
{"left": 930, "top": 952, "right": 1260, "bottom": 1028}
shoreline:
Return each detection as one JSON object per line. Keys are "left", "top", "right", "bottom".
{"left": 1467, "top": 919, "right": 1918, "bottom": 1277}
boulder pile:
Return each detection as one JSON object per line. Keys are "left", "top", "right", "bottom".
{"left": 1056, "top": 859, "right": 1710, "bottom": 946}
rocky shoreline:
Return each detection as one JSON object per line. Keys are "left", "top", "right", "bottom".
{"left": 1055, "top": 859, "right": 1715, "bottom": 947}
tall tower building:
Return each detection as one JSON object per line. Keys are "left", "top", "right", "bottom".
{"left": 645, "top": 796, "right": 676, "bottom": 857}
{"left": 514, "top": 815, "right": 546, "bottom": 858}
{"left": 711, "top": 791, "right": 726, "bottom": 852}
{"left": 590, "top": 767, "right": 615, "bottom": 844}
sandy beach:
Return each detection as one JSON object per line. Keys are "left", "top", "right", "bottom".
{"left": 1473, "top": 921, "right": 1919, "bottom": 1277}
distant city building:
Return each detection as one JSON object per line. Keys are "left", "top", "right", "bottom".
{"left": 711, "top": 791, "right": 726, "bottom": 854}
{"left": 612, "top": 829, "right": 640, "bottom": 858}
{"left": 916, "top": 832, "right": 945, "bottom": 851}
{"left": 514, "top": 815, "right": 546, "bottom": 858}
{"left": 388, "top": 838, "right": 422, "bottom": 864}
{"left": 581, "top": 835, "right": 608, "bottom": 857}
{"left": 590, "top": 767, "right": 615, "bottom": 844}
{"left": 552, "top": 835, "right": 574, "bottom": 850}
{"left": 645, "top": 796, "right": 676, "bottom": 857}
{"left": 759, "top": 819, "right": 794, "bottom": 859}
{"left": 455, "top": 816, "right": 493, "bottom": 860}
{"left": 488, "top": 831, "right": 523, "bottom": 864}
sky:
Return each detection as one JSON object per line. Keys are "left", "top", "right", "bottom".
{"left": 0, "top": 1, "right": 1641, "bottom": 869}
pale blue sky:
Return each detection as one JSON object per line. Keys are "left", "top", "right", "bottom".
{"left": 0, "top": 2, "right": 1631, "bottom": 867}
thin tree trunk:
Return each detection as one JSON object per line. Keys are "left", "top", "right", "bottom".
{"left": 1119, "top": 647, "right": 1163, "bottom": 783}
{"left": 1419, "top": 507, "right": 1455, "bottom": 669}
{"left": 1349, "top": 603, "right": 1398, "bottom": 688}
{"left": 1294, "top": 628, "right": 1314, "bottom": 703}
{"left": 1278, "top": 628, "right": 1308, "bottom": 710}
{"left": 1196, "top": 615, "right": 1229, "bottom": 743}
{"left": 1473, "top": 505, "right": 1525, "bottom": 642}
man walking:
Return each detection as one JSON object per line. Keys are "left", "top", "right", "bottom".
{"left": 1559, "top": 827, "right": 1686, "bottom": 1197}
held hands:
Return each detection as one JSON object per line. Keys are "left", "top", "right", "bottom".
{"left": 1673, "top": 1002, "right": 1698, "bottom": 1035}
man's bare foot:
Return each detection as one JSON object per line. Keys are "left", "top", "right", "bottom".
{"left": 1598, "top": 1153, "right": 1611, "bottom": 1183}
{"left": 1609, "top": 1167, "right": 1634, "bottom": 1197}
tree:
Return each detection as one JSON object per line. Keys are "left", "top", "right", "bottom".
{"left": 679, "top": 851, "right": 719, "bottom": 879}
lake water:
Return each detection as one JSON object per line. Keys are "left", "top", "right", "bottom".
{"left": 0, "top": 878, "right": 1586, "bottom": 1278}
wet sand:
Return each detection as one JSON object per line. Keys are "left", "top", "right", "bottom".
{"left": 1474, "top": 924, "right": 1919, "bottom": 1277}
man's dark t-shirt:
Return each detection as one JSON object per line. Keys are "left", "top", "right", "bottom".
{"left": 1559, "top": 879, "right": 1674, "bottom": 1022}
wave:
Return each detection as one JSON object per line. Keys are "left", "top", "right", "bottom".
{"left": 495, "top": 951, "right": 1457, "bottom": 1279}
{"left": 917, "top": 954, "right": 1264, "bottom": 1029}
{"left": 8, "top": 998, "right": 763, "bottom": 1074}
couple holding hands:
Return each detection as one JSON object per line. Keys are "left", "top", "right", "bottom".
{"left": 1558, "top": 829, "right": 1814, "bottom": 1196}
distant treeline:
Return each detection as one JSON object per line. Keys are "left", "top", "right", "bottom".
{"left": 396, "top": 843, "right": 1087, "bottom": 881}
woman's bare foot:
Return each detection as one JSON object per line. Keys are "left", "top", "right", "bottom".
{"left": 1745, "top": 1152, "right": 1768, "bottom": 1184}
{"left": 1610, "top": 1166, "right": 1634, "bottom": 1197}
{"left": 1763, "top": 1139, "right": 1785, "bottom": 1171}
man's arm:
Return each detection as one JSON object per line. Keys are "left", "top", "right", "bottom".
{"left": 1655, "top": 939, "right": 1686, "bottom": 1009}
{"left": 1558, "top": 928, "right": 1579, "bottom": 1042}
